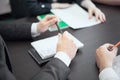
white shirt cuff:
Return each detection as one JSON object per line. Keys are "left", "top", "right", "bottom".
{"left": 99, "top": 67, "right": 119, "bottom": 80}
{"left": 31, "top": 23, "right": 40, "bottom": 37}
{"left": 54, "top": 51, "right": 71, "bottom": 67}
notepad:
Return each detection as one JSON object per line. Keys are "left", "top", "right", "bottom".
{"left": 31, "top": 33, "right": 84, "bottom": 59}
{"left": 51, "top": 4, "right": 101, "bottom": 29}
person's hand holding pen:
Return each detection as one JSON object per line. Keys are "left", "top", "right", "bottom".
{"left": 37, "top": 15, "right": 58, "bottom": 33}
{"left": 56, "top": 22, "right": 78, "bottom": 59}
{"left": 96, "top": 43, "right": 118, "bottom": 72}
{"left": 57, "top": 31, "right": 78, "bottom": 60}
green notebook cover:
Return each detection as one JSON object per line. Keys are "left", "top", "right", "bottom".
{"left": 37, "top": 13, "right": 69, "bottom": 31}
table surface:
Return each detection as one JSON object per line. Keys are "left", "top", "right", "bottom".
{"left": 6, "top": 4, "right": 120, "bottom": 80}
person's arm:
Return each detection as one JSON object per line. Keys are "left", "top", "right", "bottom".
{"left": 31, "top": 58, "right": 70, "bottom": 80}
{"left": 93, "top": 0, "right": 120, "bottom": 6}
{"left": 0, "top": 15, "right": 57, "bottom": 41}
{"left": 96, "top": 43, "right": 120, "bottom": 80}
{"left": 0, "top": 36, "right": 17, "bottom": 80}
{"left": 25, "top": 0, "right": 71, "bottom": 16}
{"left": 0, "top": 22, "right": 32, "bottom": 41}
{"left": 32, "top": 31, "right": 78, "bottom": 80}
{"left": 76, "top": 0, "right": 106, "bottom": 22}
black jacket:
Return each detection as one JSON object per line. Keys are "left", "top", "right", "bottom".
{"left": 10, "top": 0, "right": 29, "bottom": 18}
{"left": 0, "top": 22, "right": 32, "bottom": 41}
{"left": 25, "top": 0, "right": 82, "bottom": 16}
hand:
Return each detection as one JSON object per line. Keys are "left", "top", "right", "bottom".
{"left": 88, "top": 7, "right": 106, "bottom": 22}
{"left": 57, "top": 31, "right": 78, "bottom": 60}
{"left": 96, "top": 43, "right": 118, "bottom": 72}
{"left": 37, "top": 15, "right": 58, "bottom": 33}
{"left": 52, "top": 3, "right": 72, "bottom": 9}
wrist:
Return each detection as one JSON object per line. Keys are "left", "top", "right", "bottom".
{"left": 37, "top": 23, "right": 41, "bottom": 33}
{"left": 55, "top": 51, "right": 71, "bottom": 66}
{"left": 36, "top": 23, "right": 45, "bottom": 33}
{"left": 81, "top": 0, "right": 96, "bottom": 9}
{"left": 57, "top": 50, "right": 73, "bottom": 60}
{"left": 100, "top": 64, "right": 112, "bottom": 72}
{"left": 51, "top": 3, "right": 60, "bottom": 9}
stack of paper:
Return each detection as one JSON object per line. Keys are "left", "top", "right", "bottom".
{"left": 51, "top": 4, "right": 101, "bottom": 29}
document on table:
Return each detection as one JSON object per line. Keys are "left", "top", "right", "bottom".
{"left": 31, "top": 33, "right": 84, "bottom": 59}
{"left": 51, "top": 4, "right": 101, "bottom": 29}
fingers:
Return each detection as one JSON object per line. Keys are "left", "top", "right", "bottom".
{"left": 89, "top": 8, "right": 106, "bottom": 22}
{"left": 95, "top": 12, "right": 99, "bottom": 22}
{"left": 42, "top": 15, "right": 58, "bottom": 25}
{"left": 46, "top": 18, "right": 57, "bottom": 26}
{"left": 101, "top": 13, "right": 106, "bottom": 22}
{"left": 43, "top": 15, "right": 58, "bottom": 27}
{"left": 95, "top": 11, "right": 106, "bottom": 22}
{"left": 44, "top": 15, "right": 57, "bottom": 21}
{"left": 58, "top": 31, "right": 73, "bottom": 42}
{"left": 88, "top": 9, "right": 93, "bottom": 19}
{"left": 63, "top": 31, "right": 73, "bottom": 40}
{"left": 100, "top": 43, "right": 118, "bottom": 53}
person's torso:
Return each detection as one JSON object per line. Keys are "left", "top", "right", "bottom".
{"left": 37, "top": 0, "right": 74, "bottom": 3}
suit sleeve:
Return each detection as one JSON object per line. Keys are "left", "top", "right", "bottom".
{"left": 75, "top": 0, "right": 83, "bottom": 5}
{"left": 0, "top": 22, "right": 32, "bottom": 41}
{"left": 25, "top": 0, "right": 51, "bottom": 16}
{"left": 32, "top": 58, "right": 70, "bottom": 80}
{"left": 0, "top": 36, "right": 16, "bottom": 80}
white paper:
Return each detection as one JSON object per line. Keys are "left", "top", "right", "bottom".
{"left": 31, "top": 33, "right": 84, "bottom": 59}
{"left": 51, "top": 4, "right": 101, "bottom": 29}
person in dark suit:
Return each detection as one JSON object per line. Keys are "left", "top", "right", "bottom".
{"left": 0, "top": 15, "right": 58, "bottom": 41}
{"left": 25, "top": 0, "right": 106, "bottom": 22}
{"left": 0, "top": 15, "right": 78, "bottom": 80}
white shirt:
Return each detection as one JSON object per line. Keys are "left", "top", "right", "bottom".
{"left": 99, "top": 68, "right": 120, "bottom": 80}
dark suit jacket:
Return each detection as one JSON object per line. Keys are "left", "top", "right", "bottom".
{"left": 0, "top": 22, "right": 32, "bottom": 41}
{"left": 25, "top": 0, "right": 82, "bottom": 16}
{"left": 10, "top": 0, "right": 29, "bottom": 18}
{"left": 0, "top": 22, "right": 70, "bottom": 80}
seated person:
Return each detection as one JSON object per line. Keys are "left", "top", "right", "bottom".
{"left": 25, "top": 0, "right": 106, "bottom": 22}
{"left": 96, "top": 43, "right": 120, "bottom": 80}
{"left": 0, "top": 15, "right": 78, "bottom": 80}
{"left": 0, "top": 15, "right": 58, "bottom": 41}
{"left": 93, "top": 0, "right": 120, "bottom": 6}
